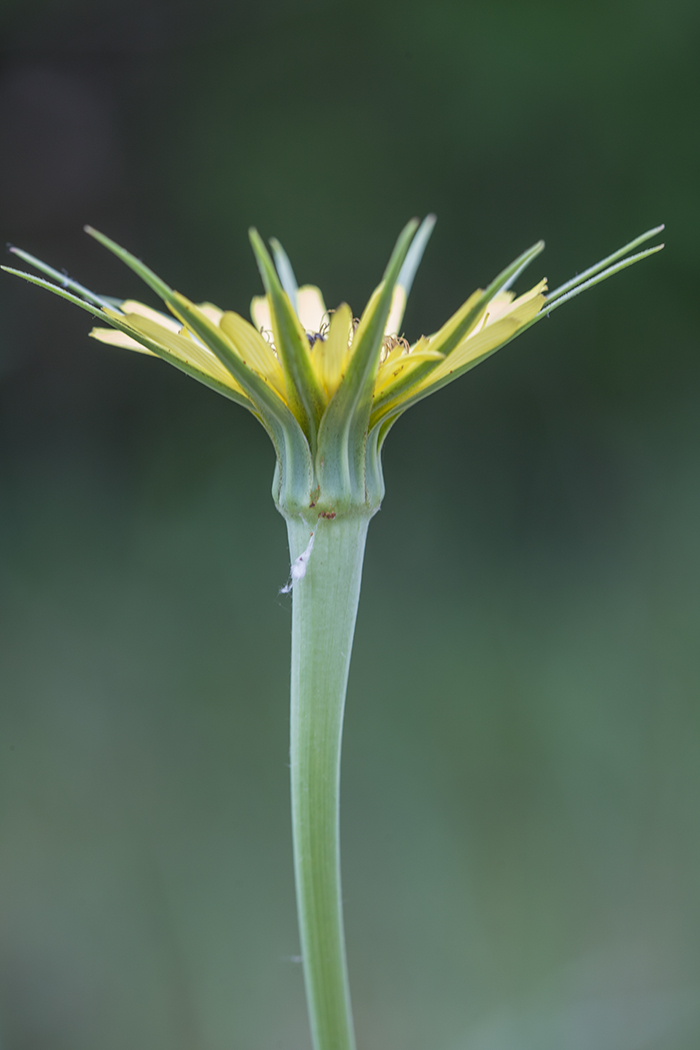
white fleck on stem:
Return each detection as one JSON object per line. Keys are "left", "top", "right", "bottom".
{"left": 281, "top": 528, "right": 316, "bottom": 594}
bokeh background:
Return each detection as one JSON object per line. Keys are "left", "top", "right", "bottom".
{"left": 0, "top": 1, "right": 699, "bottom": 1048}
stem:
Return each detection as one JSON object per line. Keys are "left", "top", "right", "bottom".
{"left": 287, "top": 513, "right": 370, "bottom": 1050}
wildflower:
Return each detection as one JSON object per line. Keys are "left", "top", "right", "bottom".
{"left": 4, "top": 218, "right": 662, "bottom": 522}
{"left": 2, "top": 217, "right": 663, "bottom": 1050}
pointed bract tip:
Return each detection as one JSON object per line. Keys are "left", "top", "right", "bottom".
{"left": 6, "top": 243, "right": 16, "bottom": 252}
{"left": 83, "top": 225, "right": 106, "bottom": 244}
{"left": 248, "top": 227, "right": 267, "bottom": 254}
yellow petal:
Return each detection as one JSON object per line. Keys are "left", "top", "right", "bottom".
{"left": 416, "top": 281, "right": 547, "bottom": 391}
{"left": 250, "top": 294, "right": 272, "bottom": 333}
{"left": 481, "top": 289, "right": 515, "bottom": 325}
{"left": 374, "top": 342, "right": 444, "bottom": 399}
{"left": 89, "top": 327, "right": 156, "bottom": 354}
{"left": 384, "top": 285, "right": 407, "bottom": 337}
{"left": 314, "top": 303, "right": 352, "bottom": 398}
{"left": 218, "top": 311, "right": 286, "bottom": 398}
{"left": 113, "top": 311, "right": 247, "bottom": 395}
{"left": 426, "top": 288, "right": 484, "bottom": 355}
{"left": 296, "top": 285, "right": 327, "bottom": 333}
{"left": 120, "top": 300, "right": 182, "bottom": 334}
{"left": 505, "top": 279, "right": 547, "bottom": 311}
{"left": 196, "top": 301, "right": 224, "bottom": 326}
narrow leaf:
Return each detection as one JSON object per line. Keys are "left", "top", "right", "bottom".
{"left": 249, "top": 228, "right": 326, "bottom": 442}
{"left": 1, "top": 266, "right": 256, "bottom": 410}
{"left": 2, "top": 267, "right": 122, "bottom": 320}
{"left": 546, "top": 225, "right": 664, "bottom": 301}
{"left": 170, "top": 293, "right": 294, "bottom": 417}
{"left": 396, "top": 213, "right": 436, "bottom": 299}
{"left": 269, "top": 238, "right": 299, "bottom": 311}
{"left": 170, "top": 291, "right": 314, "bottom": 502}
{"left": 329, "top": 217, "right": 420, "bottom": 418}
{"left": 84, "top": 226, "right": 174, "bottom": 302}
{"left": 369, "top": 234, "right": 664, "bottom": 429}
{"left": 7, "top": 246, "right": 114, "bottom": 310}
{"left": 543, "top": 244, "right": 664, "bottom": 315}
{"left": 315, "top": 217, "right": 419, "bottom": 501}
{"left": 3, "top": 263, "right": 313, "bottom": 504}
{"left": 427, "top": 240, "right": 545, "bottom": 361}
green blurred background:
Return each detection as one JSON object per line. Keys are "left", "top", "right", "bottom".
{"left": 0, "top": 1, "right": 698, "bottom": 1047}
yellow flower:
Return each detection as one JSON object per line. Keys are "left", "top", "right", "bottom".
{"left": 88, "top": 264, "right": 546, "bottom": 432}
{"left": 3, "top": 218, "right": 662, "bottom": 517}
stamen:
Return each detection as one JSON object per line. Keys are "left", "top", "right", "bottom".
{"left": 379, "top": 334, "right": 410, "bottom": 364}
{"left": 306, "top": 331, "right": 326, "bottom": 348}
{"left": 259, "top": 327, "right": 279, "bottom": 358}
{"left": 319, "top": 310, "right": 333, "bottom": 338}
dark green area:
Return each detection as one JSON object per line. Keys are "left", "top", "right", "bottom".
{"left": 0, "top": 1, "right": 698, "bottom": 1047}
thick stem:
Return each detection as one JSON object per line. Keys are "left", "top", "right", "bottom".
{"left": 287, "top": 513, "right": 370, "bottom": 1050}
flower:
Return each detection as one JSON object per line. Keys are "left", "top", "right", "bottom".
{"left": 88, "top": 253, "right": 545, "bottom": 428}
{"left": 3, "top": 218, "right": 663, "bottom": 518}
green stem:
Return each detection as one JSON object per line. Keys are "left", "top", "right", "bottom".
{"left": 286, "top": 513, "right": 370, "bottom": 1050}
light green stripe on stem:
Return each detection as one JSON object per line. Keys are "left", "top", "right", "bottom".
{"left": 286, "top": 513, "right": 371, "bottom": 1050}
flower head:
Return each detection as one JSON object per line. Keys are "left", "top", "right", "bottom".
{"left": 3, "top": 219, "right": 663, "bottom": 519}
